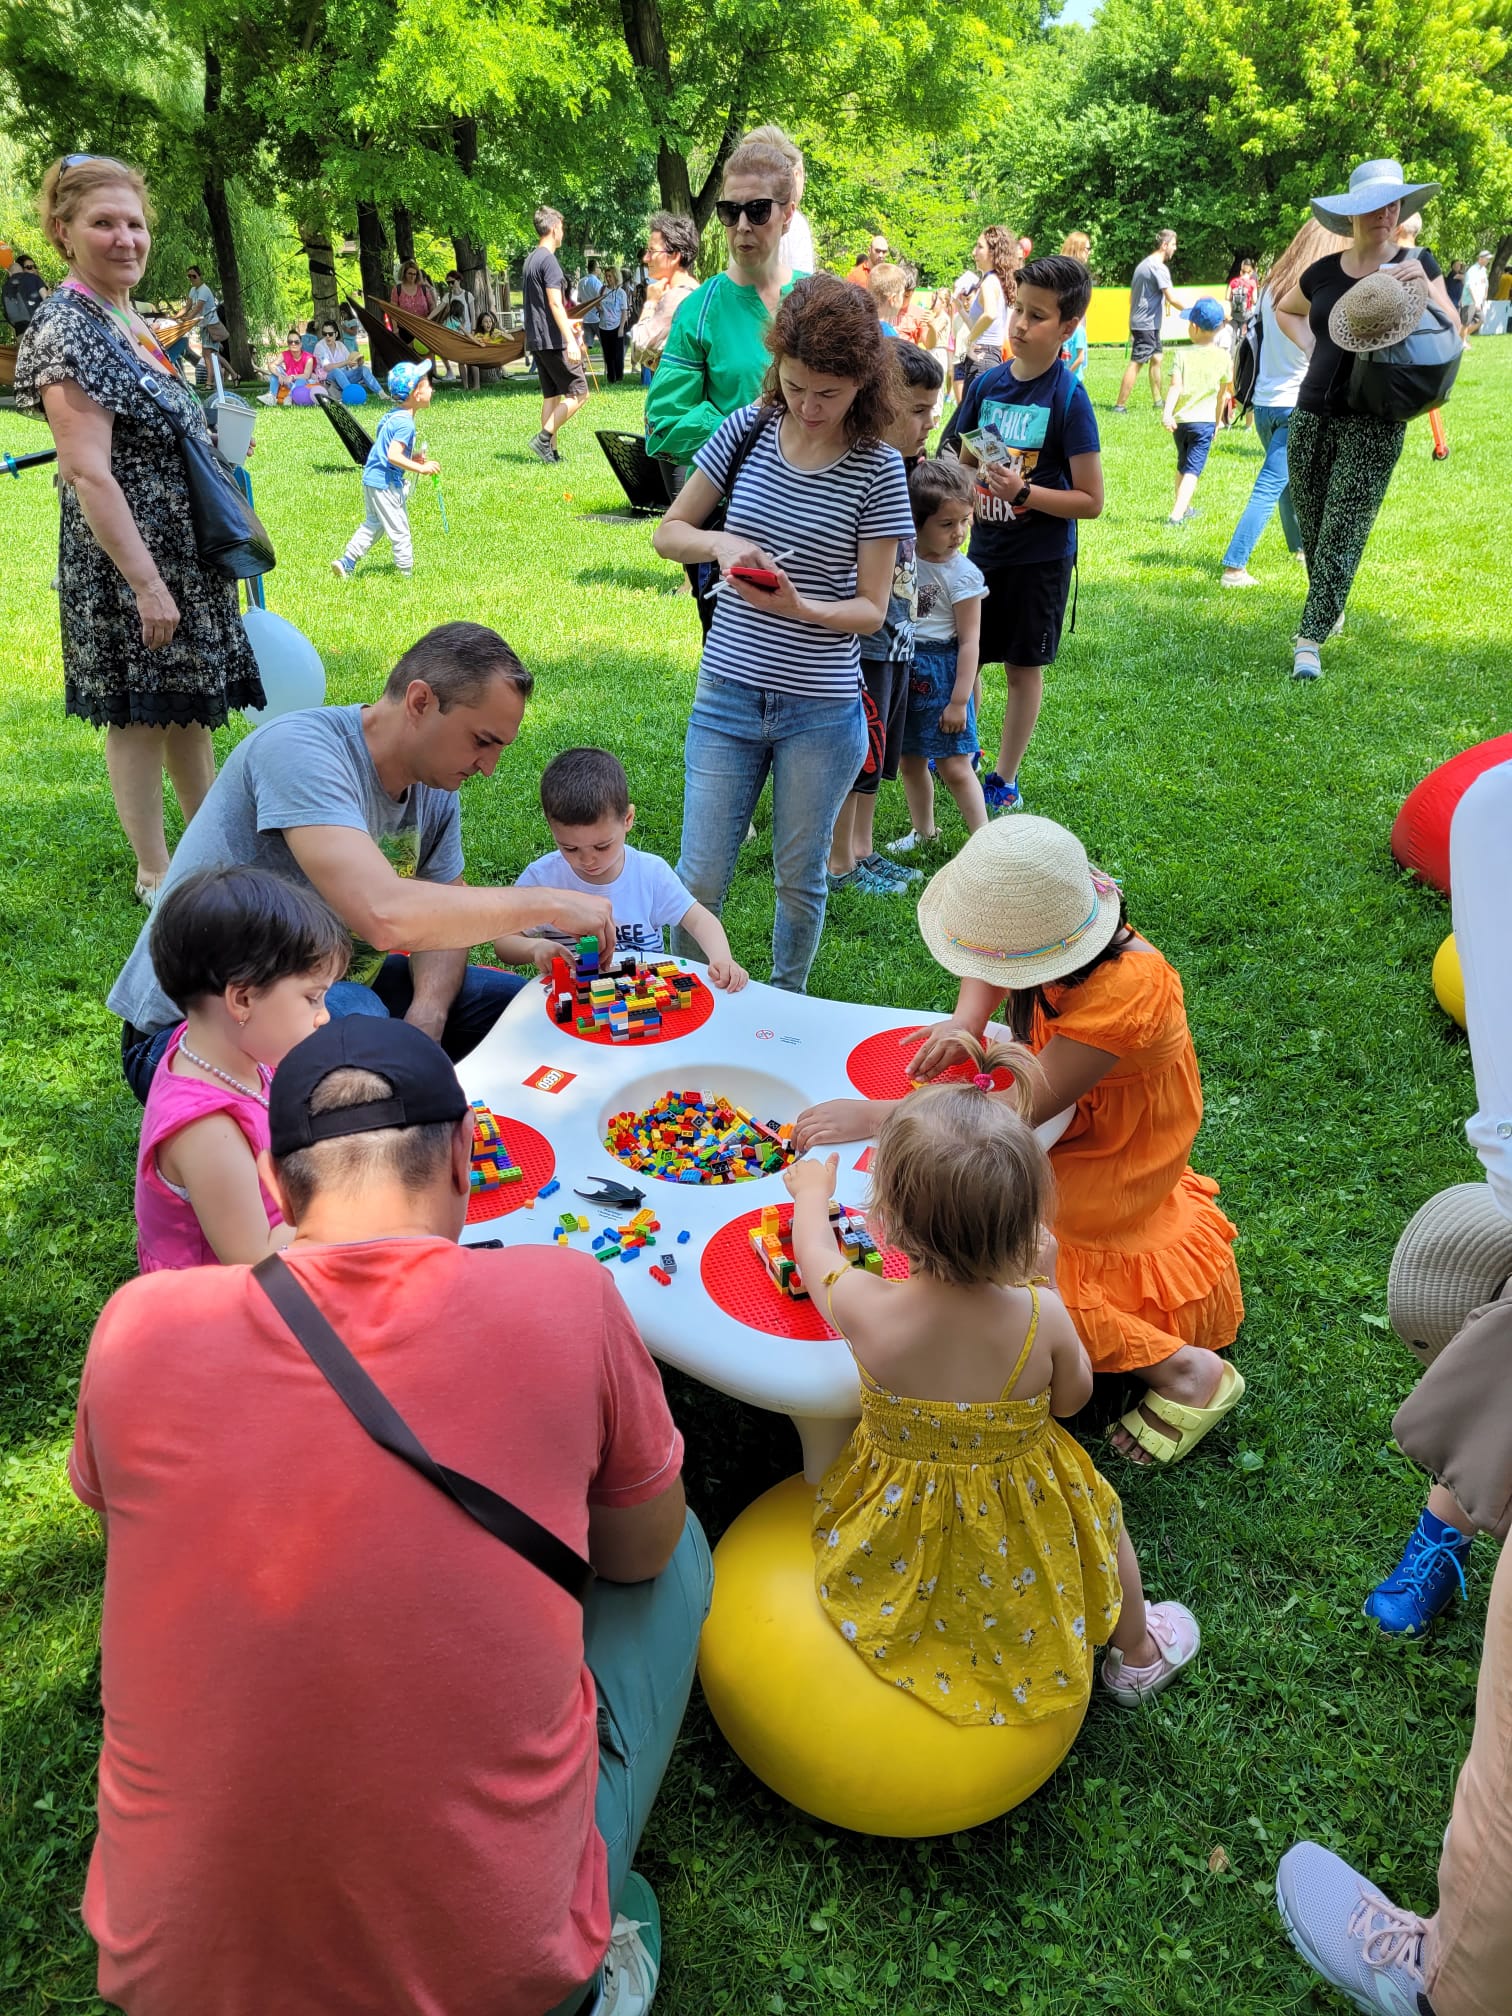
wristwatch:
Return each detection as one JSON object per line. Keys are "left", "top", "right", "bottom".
{"left": 1011, "top": 479, "right": 1033, "bottom": 509}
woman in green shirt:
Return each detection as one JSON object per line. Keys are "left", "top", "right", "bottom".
{"left": 647, "top": 138, "right": 798, "bottom": 461}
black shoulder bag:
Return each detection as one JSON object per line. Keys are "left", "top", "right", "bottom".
{"left": 688, "top": 401, "right": 777, "bottom": 628}
{"left": 88, "top": 308, "right": 276, "bottom": 580}
{"left": 252, "top": 1254, "right": 592, "bottom": 1603}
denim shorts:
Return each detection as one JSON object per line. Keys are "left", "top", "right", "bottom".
{"left": 1174, "top": 421, "right": 1216, "bottom": 478}
{"left": 902, "top": 643, "right": 979, "bottom": 761}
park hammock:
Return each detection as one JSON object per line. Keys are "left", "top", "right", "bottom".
{"left": 368, "top": 293, "right": 525, "bottom": 367}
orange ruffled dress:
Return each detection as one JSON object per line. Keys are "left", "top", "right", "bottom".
{"left": 1032, "top": 947, "right": 1242, "bottom": 1374}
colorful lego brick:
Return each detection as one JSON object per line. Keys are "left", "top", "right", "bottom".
{"left": 469, "top": 1103, "right": 524, "bottom": 1193}
{"left": 649, "top": 1266, "right": 671, "bottom": 1286}
{"left": 537, "top": 1179, "right": 560, "bottom": 1200}
{"left": 677, "top": 1230, "right": 690, "bottom": 1243}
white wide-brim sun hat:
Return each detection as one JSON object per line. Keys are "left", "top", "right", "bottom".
{"left": 917, "top": 816, "right": 1123, "bottom": 991}
{"left": 1312, "top": 158, "right": 1442, "bottom": 232}
{"left": 1329, "top": 269, "right": 1431, "bottom": 352}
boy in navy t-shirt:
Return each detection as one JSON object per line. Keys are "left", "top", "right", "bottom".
{"left": 332, "top": 360, "right": 440, "bottom": 581}
{"left": 946, "top": 256, "right": 1103, "bottom": 812}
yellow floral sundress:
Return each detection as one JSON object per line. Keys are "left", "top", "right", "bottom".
{"left": 813, "top": 1289, "right": 1125, "bottom": 1726}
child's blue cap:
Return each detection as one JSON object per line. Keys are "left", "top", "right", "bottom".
{"left": 1187, "top": 297, "right": 1226, "bottom": 332}
{"left": 387, "top": 358, "right": 433, "bottom": 399}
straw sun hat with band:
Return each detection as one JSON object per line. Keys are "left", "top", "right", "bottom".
{"left": 918, "top": 816, "right": 1122, "bottom": 991}
{"left": 1328, "top": 268, "right": 1430, "bottom": 354}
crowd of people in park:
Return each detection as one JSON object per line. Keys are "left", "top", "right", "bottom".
{"left": 8, "top": 137, "right": 1512, "bottom": 2016}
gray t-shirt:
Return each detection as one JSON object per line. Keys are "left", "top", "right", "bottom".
{"left": 108, "top": 705, "right": 465, "bottom": 1033}
{"left": 1129, "top": 255, "right": 1172, "bottom": 331}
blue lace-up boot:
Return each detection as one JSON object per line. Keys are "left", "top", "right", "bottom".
{"left": 1363, "top": 1511, "right": 1473, "bottom": 1639}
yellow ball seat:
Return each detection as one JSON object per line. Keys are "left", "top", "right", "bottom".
{"left": 1433, "top": 934, "right": 1466, "bottom": 1028}
{"left": 698, "top": 1475, "right": 1086, "bottom": 1837}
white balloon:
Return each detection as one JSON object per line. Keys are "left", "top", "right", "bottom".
{"left": 241, "top": 606, "right": 326, "bottom": 725}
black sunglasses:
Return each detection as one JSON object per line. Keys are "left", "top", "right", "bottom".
{"left": 716, "top": 198, "right": 777, "bottom": 228}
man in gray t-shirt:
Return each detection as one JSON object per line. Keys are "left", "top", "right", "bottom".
{"left": 112, "top": 622, "right": 616, "bottom": 1101}
{"left": 1116, "top": 229, "right": 1183, "bottom": 412}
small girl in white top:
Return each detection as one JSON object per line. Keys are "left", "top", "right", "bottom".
{"left": 892, "top": 458, "right": 990, "bottom": 852}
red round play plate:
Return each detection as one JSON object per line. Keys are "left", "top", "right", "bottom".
{"left": 544, "top": 971, "right": 716, "bottom": 1047}
{"left": 701, "top": 1204, "right": 908, "bottom": 1340}
{"left": 844, "top": 1025, "right": 1016, "bottom": 1101}
{"left": 466, "top": 1116, "right": 557, "bottom": 1225}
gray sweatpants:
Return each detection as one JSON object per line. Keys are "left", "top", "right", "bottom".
{"left": 343, "top": 485, "right": 413, "bottom": 574}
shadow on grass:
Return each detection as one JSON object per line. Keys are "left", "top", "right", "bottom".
{"left": 574, "top": 563, "right": 679, "bottom": 593}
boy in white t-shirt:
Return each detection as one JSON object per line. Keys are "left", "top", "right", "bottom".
{"left": 890, "top": 458, "right": 991, "bottom": 851}
{"left": 494, "top": 747, "right": 749, "bottom": 988}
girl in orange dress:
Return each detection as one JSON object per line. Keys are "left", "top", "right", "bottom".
{"left": 793, "top": 814, "right": 1244, "bottom": 1466}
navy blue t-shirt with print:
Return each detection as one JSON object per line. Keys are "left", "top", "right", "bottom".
{"left": 953, "top": 361, "right": 1100, "bottom": 569}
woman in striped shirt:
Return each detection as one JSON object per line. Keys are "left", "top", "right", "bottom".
{"left": 653, "top": 274, "right": 914, "bottom": 992}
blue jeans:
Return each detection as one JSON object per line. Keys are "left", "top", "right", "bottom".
{"left": 1221, "top": 404, "right": 1302, "bottom": 570}
{"left": 328, "top": 362, "right": 388, "bottom": 400}
{"left": 547, "top": 1514, "right": 714, "bottom": 2016}
{"left": 121, "top": 957, "right": 523, "bottom": 1104}
{"left": 675, "top": 671, "right": 868, "bottom": 994}
{"left": 324, "top": 954, "right": 523, "bottom": 1054}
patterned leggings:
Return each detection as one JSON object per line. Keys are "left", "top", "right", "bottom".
{"left": 1287, "top": 408, "right": 1406, "bottom": 642}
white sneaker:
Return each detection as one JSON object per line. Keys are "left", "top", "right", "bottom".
{"left": 887, "top": 829, "right": 935, "bottom": 853}
{"left": 598, "top": 1873, "right": 661, "bottom": 2014}
{"left": 257, "top": 392, "right": 278, "bottom": 406}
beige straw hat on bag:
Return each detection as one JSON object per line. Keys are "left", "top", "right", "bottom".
{"left": 1329, "top": 269, "right": 1430, "bottom": 354}
{"left": 917, "top": 816, "right": 1123, "bottom": 989}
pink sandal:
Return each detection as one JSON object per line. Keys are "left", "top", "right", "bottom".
{"left": 1100, "top": 1601, "right": 1200, "bottom": 1705}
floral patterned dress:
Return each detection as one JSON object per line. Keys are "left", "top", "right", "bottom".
{"left": 14, "top": 288, "right": 263, "bottom": 729}
{"left": 813, "top": 1288, "right": 1124, "bottom": 1726}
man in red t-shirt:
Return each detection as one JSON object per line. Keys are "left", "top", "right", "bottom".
{"left": 70, "top": 1017, "right": 711, "bottom": 2016}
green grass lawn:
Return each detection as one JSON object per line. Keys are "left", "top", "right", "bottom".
{"left": 2, "top": 345, "right": 1509, "bottom": 2014}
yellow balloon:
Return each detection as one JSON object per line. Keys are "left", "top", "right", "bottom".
{"left": 1433, "top": 934, "right": 1466, "bottom": 1028}
{"left": 699, "top": 1475, "right": 1086, "bottom": 1837}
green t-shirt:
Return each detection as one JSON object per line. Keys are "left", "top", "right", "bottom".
{"left": 1171, "top": 340, "right": 1231, "bottom": 425}
{"left": 645, "top": 272, "right": 798, "bottom": 467}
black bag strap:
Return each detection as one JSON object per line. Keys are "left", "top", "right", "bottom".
{"left": 252, "top": 1254, "right": 592, "bottom": 1603}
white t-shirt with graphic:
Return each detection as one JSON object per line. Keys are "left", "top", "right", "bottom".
{"left": 516, "top": 844, "right": 695, "bottom": 957}
{"left": 914, "top": 552, "right": 989, "bottom": 645}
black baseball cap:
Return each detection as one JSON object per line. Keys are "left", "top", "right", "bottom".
{"left": 269, "top": 1017, "right": 469, "bottom": 1156}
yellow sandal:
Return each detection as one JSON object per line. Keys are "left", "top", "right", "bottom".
{"left": 1114, "top": 1361, "right": 1246, "bottom": 1466}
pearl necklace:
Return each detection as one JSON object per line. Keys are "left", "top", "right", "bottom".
{"left": 180, "top": 1042, "right": 269, "bottom": 1107}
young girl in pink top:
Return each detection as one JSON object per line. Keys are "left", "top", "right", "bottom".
{"left": 136, "top": 867, "right": 349, "bottom": 1272}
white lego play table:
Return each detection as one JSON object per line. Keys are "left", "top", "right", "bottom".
{"left": 460, "top": 965, "right": 1065, "bottom": 1480}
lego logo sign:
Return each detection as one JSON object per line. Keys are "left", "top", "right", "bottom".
{"left": 523, "top": 1064, "right": 577, "bottom": 1094}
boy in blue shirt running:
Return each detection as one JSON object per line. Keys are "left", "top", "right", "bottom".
{"left": 332, "top": 360, "right": 439, "bottom": 580}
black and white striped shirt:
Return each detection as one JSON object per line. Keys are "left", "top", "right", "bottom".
{"left": 693, "top": 404, "right": 914, "bottom": 699}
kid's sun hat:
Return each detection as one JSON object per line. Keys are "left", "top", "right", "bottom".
{"left": 917, "top": 816, "right": 1123, "bottom": 990}
{"left": 1329, "top": 269, "right": 1429, "bottom": 353}
{"left": 1186, "top": 296, "right": 1226, "bottom": 331}
{"left": 1311, "top": 158, "right": 1441, "bottom": 233}
{"left": 386, "top": 358, "right": 433, "bottom": 399}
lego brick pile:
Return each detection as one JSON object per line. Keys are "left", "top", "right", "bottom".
{"left": 469, "top": 1102, "right": 522, "bottom": 1193}
{"left": 750, "top": 1200, "right": 882, "bottom": 1300}
{"left": 546, "top": 938, "right": 702, "bottom": 1042}
{"left": 590, "top": 1207, "right": 691, "bottom": 1286}
{"left": 605, "top": 1090, "right": 797, "bottom": 1184}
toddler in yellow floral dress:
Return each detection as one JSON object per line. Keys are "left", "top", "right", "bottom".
{"left": 784, "top": 1039, "right": 1200, "bottom": 1726}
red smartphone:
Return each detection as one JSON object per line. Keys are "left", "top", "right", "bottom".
{"left": 730, "top": 564, "right": 781, "bottom": 591}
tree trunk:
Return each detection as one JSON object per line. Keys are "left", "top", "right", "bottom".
{"left": 357, "top": 201, "right": 390, "bottom": 305}
{"left": 450, "top": 120, "right": 491, "bottom": 315}
{"left": 299, "top": 224, "right": 339, "bottom": 330}
{"left": 393, "top": 205, "right": 415, "bottom": 265}
{"left": 1490, "top": 232, "right": 1512, "bottom": 305}
{"left": 200, "top": 45, "right": 253, "bottom": 379}
{"left": 618, "top": 0, "right": 694, "bottom": 215}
